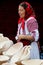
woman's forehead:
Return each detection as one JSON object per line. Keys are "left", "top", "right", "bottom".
{"left": 18, "top": 6, "right": 25, "bottom": 10}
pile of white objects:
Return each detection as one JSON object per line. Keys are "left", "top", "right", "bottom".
{"left": 0, "top": 33, "right": 43, "bottom": 65}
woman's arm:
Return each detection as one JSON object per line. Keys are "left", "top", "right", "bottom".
{"left": 27, "top": 18, "right": 39, "bottom": 41}
{"left": 18, "top": 34, "right": 35, "bottom": 41}
{"left": 18, "top": 18, "right": 39, "bottom": 42}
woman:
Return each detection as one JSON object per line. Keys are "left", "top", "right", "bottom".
{"left": 15, "top": 2, "right": 40, "bottom": 59}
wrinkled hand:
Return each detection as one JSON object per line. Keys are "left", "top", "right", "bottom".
{"left": 17, "top": 35, "right": 24, "bottom": 41}
{"left": 18, "top": 35, "right": 23, "bottom": 40}
{"left": 17, "top": 35, "right": 21, "bottom": 42}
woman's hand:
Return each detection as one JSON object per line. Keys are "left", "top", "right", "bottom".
{"left": 15, "top": 35, "right": 24, "bottom": 42}
{"left": 16, "top": 35, "right": 24, "bottom": 42}
{"left": 18, "top": 35, "right": 24, "bottom": 40}
{"left": 17, "top": 34, "right": 34, "bottom": 42}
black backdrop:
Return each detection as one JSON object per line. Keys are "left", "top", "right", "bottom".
{"left": 0, "top": 0, "right": 43, "bottom": 50}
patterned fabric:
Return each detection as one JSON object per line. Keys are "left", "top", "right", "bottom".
{"left": 16, "top": 17, "right": 39, "bottom": 47}
{"left": 27, "top": 18, "right": 38, "bottom": 32}
{"left": 17, "top": 17, "right": 39, "bottom": 41}
{"left": 26, "top": 17, "right": 39, "bottom": 41}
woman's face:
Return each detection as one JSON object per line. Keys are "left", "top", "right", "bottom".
{"left": 18, "top": 5, "right": 25, "bottom": 18}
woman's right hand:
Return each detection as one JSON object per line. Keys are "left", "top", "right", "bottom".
{"left": 15, "top": 35, "right": 20, "bottom": 42}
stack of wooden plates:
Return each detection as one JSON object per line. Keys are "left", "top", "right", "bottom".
{"left": 20, "top": 45, "right": 31, "bottom": 60}
{"left": 10, "top": 45, "right": 31, "bottom": 63}
{"left": 21, "top": 59, "right": 43, "bottom": 65}
{"left": 0, "top": 55, "right": 9, "bottom": 65}
{"left": 0, "top": 37, "right": 13, "bottom": 54}
{"left": 3, "top": 42, "right": 23, "bottom": 57}
{"left": 2, "top": 62, "right": 17, "bottom": 65}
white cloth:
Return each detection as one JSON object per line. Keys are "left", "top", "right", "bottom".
{"left": 30, "top": 42, "right": 40, "bottom": 59}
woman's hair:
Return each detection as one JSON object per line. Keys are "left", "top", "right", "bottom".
{"left": 19, "top": 2, "right": 36, "bottom": 19}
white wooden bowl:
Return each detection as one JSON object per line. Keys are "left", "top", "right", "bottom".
{"left": 21, "top": 59, "right": 43, "bottom": 65}
{"left": 3, "top": 42, "right": 23, "bottom": 57}
{"left": 2, "top": 62, "right": 17, "bottom": 65}
{"left": 0, "top": 55, "right": 9, "bottom": 65}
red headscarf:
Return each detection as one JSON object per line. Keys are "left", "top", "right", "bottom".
{"left": 18, "top": 2, "right": 35, "bottom": 30}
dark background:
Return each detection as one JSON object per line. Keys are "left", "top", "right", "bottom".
{"left": 0, "top": 0, "right": 43, "bottom": 51}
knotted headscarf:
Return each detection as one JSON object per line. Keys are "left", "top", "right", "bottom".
{"left": 18, "top": 2, "right": 35, "bottom": 30}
